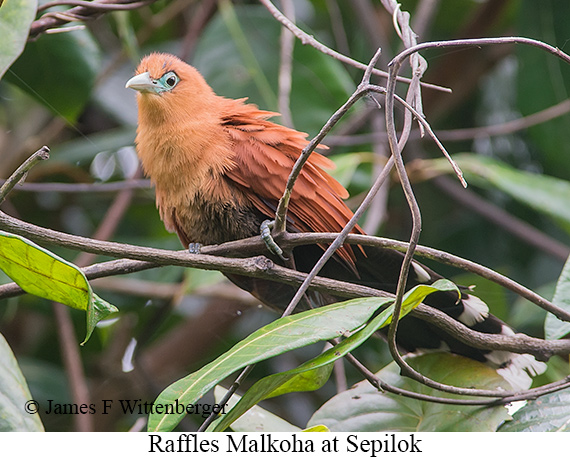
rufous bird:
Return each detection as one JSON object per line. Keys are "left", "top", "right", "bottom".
{"left": 126, "top": 52, "right": 545, "bottom": 389}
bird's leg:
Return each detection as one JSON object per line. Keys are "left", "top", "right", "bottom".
{"left": 260, "top": 220, "right": 288, "bottom": 261}
{"left": 261, "top": 220, "right": 316, "bottom": 310}
{"left": 188, "top": 242, "right": 202, "bottom": 254}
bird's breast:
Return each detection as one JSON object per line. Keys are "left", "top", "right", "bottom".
{"left": 166, "top": 188, "right": 266, "bottom": 247}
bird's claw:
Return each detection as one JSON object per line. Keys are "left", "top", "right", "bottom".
{"left": 260, "top": 220, "right": 288, "bottom": 261}
{"left": 188, "top": 242, "right": 202, "bottom": 254}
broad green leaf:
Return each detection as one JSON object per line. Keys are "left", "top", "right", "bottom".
{"left": 211, "top": 386, "right": 301, "bottom": 432}
{"left": 147, "top": 296, "right": 392, "bottom": 432}
{"left": 0, "top": 0, "right": 37, "bottom": 80}
{"left": 5, "top": 27, "right": 100, "bottom": 121}
{"left": 0, "top": 231, "right": 117, "bottom": 343}
{"left": 212, "top": 303, "right": 393, "bottom": 432}
{"left": 429, "top": 154, "right": 570, "bottom": 232}
{"left": 0, "top": 231, "right": 91, "bottom": 310}
{"left": 0, "top": 333, "right": 44, "bottom": 431}
{"left": 211, "top": 280, "right": 457, "bottom": 432}
{"left": 499, "top": 389, "right": 570, "bottom": 432}
{"left": 545, "top": 255, "right": 570, "bottom": 340}
{"left": 307, "top": 353, "right": 510, "bottom": 432}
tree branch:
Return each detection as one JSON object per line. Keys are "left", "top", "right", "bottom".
{"left": 0, "top": 146, "right": 50, "bottom": 204}
{"left": 29, "top": 0, "right": 159, "bottom": 38}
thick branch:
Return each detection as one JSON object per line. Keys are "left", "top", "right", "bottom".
{"left": 1, "top": 211, "right": 569, "bottom": 361}
{"left": 1, "top": 209, "right": 568, "bottom": 321}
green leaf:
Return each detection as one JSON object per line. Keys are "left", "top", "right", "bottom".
{"left": 545, "top": 255, "right": 570, "bottom": 340}
{"left": 5, "top": 27, "right": 100, "bottom": 121}
{"left": 401, "top": 279, "right": 459, "bottom": 310}
{"left": 0, "top": 231, "right": 91, "bottom": 310}
{"left": 308, "top": 353, "right": 511, "bottom": 432}
{"left": 303, "top": 425, "right": 329, "bottom": 432}
{"left": 147, "top": 295, "right": 392, "bottom": 432}
{"left": 0, "top": 0, "right": 37, "bottom": 80}
{"left": 499, "top": 389, "right": 570, "bottom": 432}
{"left": 430, "top": 154, "right": 570, "bottom": 232}
{"left": 211, "top": 280, "right": 457, "bottom": 432}
{"left": 329, "top": 153, "right": 375, "bottom": 190}
{"left": 211, "top": 303, "right": 393, "bottom": 432}
{"left": 83, "top": 293, "right": 119, "bottom": 345}
{"left": 211, "top": 386, "right": 301, "bottom": 432}
{"left": 0, "top": 332, "right": 44, "bottom": 431}
{"left": 0, "top": 231, "right": 117, "bottom": 343}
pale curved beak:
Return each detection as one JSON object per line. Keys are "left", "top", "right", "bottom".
{"left": 125, "top": 72, "right": 157, "bottom": 93}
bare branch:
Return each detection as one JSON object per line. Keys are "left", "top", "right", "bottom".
{"left": 0, "top": 146, "right": 50, "bottom": 204}
{"left": 29, "top": 0, "right": 159, "bottom": 38}
{"left": 0, "top": 179, "right": 151, "bottom": 193}
{"left": 258, "top": 0, "right": 451, "bottom": 94}
{"left": 2, "top": 207, "right": 569, "bottom": 339}
{"left": 326, "top": 98, "right": 570, "bottom": 146}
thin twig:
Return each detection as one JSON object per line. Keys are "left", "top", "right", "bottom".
{"left": 326, "top": 98, "right": 570, "bottom": 146}
{"left": 377, "top": 0, "right": 437, "bottom": 391}
{"left": 197, "top": 365, "right": 255, "bottom": 432}
{"left": 0, "top": 146, "right": 50, "bottom": 204}
{"left": 38, "top": 0, "right": 153, "bottom": 13}
{"left": 258, "top": 0, "right": 451, "bottom": 94}
{"left": 390, "top": 37, "right": 570, "bottom": 70}
{"left": 381, "top": 33, "right": 570, "bottom": 389}
{"left": 280, "top": 49, "right": 385, "bottom": 315}
{"left": 344, "top": 353, "right": 570, "bottom": 406}
{"left": 273, "top": 79, "right": 368, "bottom": 233}
{"left": 437, "top": 98, "right": 570, "bottom": 141}
{"left": 384, "top": 48, "right": 426, "bottom": 390}
{"left": 0, "top": 179, "right": 151, "bottom": 193}
{"left": 29, "top": 0, "right": 159, "bottom": 38}
{"left": 3, "top": 211, "right": 570, "bottom": 402}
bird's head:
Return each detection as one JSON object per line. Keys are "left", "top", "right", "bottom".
{"left": 126, "top": 53, "right": 215, "bottom": 115}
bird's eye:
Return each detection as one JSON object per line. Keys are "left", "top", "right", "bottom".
{"left": 159, "top": 71, "right": 180, "bottom": 90}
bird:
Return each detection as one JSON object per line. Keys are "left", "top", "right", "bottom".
{"left": 126, "top": 52, "right": 545, "bottom": 390}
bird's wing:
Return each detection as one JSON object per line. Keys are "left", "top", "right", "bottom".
{"left": 221, "top": 101, "right": 362, "bottom": 268}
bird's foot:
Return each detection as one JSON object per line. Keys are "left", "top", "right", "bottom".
{"left": 188, "top": 242, "right": 202, "bottom": 254}
{"left": 260, "top": 220, "right": 288, "bottom": 261}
